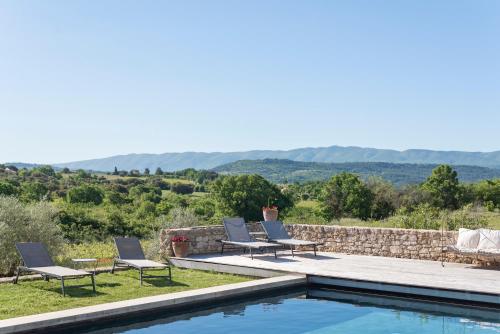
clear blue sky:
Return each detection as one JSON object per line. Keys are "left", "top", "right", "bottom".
{"left": 1, "top": 0, "right": 499, "bottom": 164}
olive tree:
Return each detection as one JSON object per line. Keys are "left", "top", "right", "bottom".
{"left": 0, "top": 197, "right": 63, "bottom": 275}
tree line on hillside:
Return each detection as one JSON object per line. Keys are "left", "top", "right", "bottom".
{"left": 214, "top": 159, "right": 500, "bottom": 185}
{"left": 286, "top": 165, "right": 499, "bottom": 221}
{"left": 0, "top": 163, "right": 498, "bottom": 245}
{"left": 109, "top": 166, "right": 218, "bottom": 183}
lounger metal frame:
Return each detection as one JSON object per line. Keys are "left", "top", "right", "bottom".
{"left": 110, "top": 259, "right": 172, "bottom": 286}
{"left": 260, "top": 221, "right": 323, "bottom": 257}
{"left": 281, "top": 241, "right": 319, "bottom": 257}
{"left": 14, "top": 264, "right": 96, "bottom": 296}
{"left": 112, "top": 237, "right": 172, "bottom": 286}
{"left": 14, "top": 242, "right": 96, "bottom": 296}
{"left": 219, "top": 240, "right": 278, "bottom": 259}
{"left": 221, "top": 218, "right": 280, "bottom": 259}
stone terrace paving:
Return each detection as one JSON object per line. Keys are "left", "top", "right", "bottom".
{"left": 184, "top": 252, "right": 500, "bottom": 297}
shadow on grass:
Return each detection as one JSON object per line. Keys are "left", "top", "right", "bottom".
{"left": 45, "top": 285, "right": 105, "bottom": 298}
{"left": 147, "top": 279, "right": 188, "bottom": 288}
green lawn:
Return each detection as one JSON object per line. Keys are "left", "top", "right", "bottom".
{"left": 0, "top": 268, "right": 253, "bottom": 320}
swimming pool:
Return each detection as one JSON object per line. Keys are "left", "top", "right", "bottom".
{"left": 76, "top": 289, "right": 500, "bottom": 334}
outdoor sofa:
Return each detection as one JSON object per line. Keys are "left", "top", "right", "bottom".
{"left": 112, "top": 237, "right": 172, "bottom": 286}
{"left": 14, "top": 242, "right": 96, "bottom": 296}
{"left": 446, "top": 228, "right": 500, "bottom": 262}
{"left": 261, "top": 220, "right": 323, "bottom": 256}
{"left": 220, "top": 217, "right": 281, "bottom": 259}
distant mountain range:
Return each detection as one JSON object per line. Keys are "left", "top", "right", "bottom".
{"left": 213, "top": 159, "right": 500, "bottom": 186}
{"left": 49, "top": 145, "right": 500, "bottom": 171}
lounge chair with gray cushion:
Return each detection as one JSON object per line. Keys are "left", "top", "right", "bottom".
{"left": 221, "top": 217, "right": 280, "bottom": 259}
{"left": 14, "top": 242, "right": 96, "bottom": 296}
{"left": 261, "top": 221, "right": 323, "bottom": 256}
{"left": 112, "top": 237, "right": 171, "bottom": 286}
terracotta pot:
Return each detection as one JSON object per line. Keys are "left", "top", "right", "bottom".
{"left": 263, "top": 209, "right": 279, "bottom": 222}
{"left": 172, "top": 241, "right": 190, "bottom": 258}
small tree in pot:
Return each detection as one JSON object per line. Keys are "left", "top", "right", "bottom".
{"left": 171, "top": 236, "right": 190, "bottom": 258}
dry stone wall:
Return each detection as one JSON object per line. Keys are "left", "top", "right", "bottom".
{"left": 160, "top": 223, "right": 490, "bottom": 264}
{"left": 160, "top": 223, "right": 262, "bottom": 256}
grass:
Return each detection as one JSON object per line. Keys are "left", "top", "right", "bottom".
{"left": 484, "top": 211, "right": 500, "bottom": 229}
{"left": 162, "top": 177, "right": 194, "bottom": 185}
{"left": 92, "top": 174, "right": 195, "bottom": 185}
{"left": 295, "top": 200, "right": 321, "bottom": 209}
{"left": 55, "top": 242, "right": 117, "bottom": 267}
{"left": 0, "top": 268, "right": 253, "bottom": 320}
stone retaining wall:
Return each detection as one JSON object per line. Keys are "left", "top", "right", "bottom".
{"left": 160, "top": 224, "right": 491, "bottom": 264}
{"left": 160, "top": 223, "right": 262, "bottom": 256}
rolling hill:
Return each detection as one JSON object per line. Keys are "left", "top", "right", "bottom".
{"left": 213, "top": 159, "right": 500, "bottom": 186}
{"left": 51, "top": 145, "right": 500, "bottom": 172}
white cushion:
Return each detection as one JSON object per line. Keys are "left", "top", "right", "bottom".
{"left": 456, "top": 228, "right": 480, "bottom": 249}
{"left": 477, "top": 229, "right": 500, "bottom": 250}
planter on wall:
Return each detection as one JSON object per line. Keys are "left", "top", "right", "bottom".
{"left": 263, "top": 208, "right": 279, "bottom": 222}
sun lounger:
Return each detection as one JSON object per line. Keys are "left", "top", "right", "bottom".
{"left": 111, "top": 237, "right": 172, "bottom": 286}
{"left": 261, "top": 221, "right": 323, "bottom": 256}
{"left": 14, "top": 242, "right": 96, "bottom": 296}
{"left": 221, "top": 218, "right": 280, "bottom": 259}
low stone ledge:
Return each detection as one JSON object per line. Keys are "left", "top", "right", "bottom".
{"left": 160, "top": 223, "right": 263, "bottom": 257}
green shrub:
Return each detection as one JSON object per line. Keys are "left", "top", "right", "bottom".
{"left": 31, "top": 165, "right": 56, "bottom": 177}
{"left": 164, "top": 207, "right": 200, "bottom": 228}
{"left": 366, "top": 177, "right": 398, "bottom": 219}
{"left": 0, "top": 197, "right": 64, "bottom": 275}
{"left": 320, "top": 172, "right": 373, "bottom": 220}
{"left": 55, "top": 242, "right": 116, "bottom": 267}
{"left": 283, "top": 206, "right": 327, "bottom": 225}
{"left": 146, "top": 208, "right": 200, "bottom": 260}
{"left": 58, "top": 205, "right": 102, "bottom": 242}
{"left": 421, "top": 165, "right": 461, "bottom": 209}
{"left": 389, "top": 204, "right": 441, "bottom": 230}
{"left": 212, "top": 174, "right": 293, "bottom": 222}
{"left": 105, "top": 191, "right": 129, "bottom": 205}
{"left": 67, "top": 185, "right": 104, "bottom": 205}
{"left": 189, "top": 196, "right": 217, "bottom": 220}
{"left": 440, "top": 204, "right": 488, "bottom": 231}
{"left": 388, "top": 203, "right": 489, "bottom": 231}
{"left": 0, "top": 182, "right": 17, "bottom": 196}
{"left": 20, "top": 182, "right": 49, "bottom": 202}
{"left": 171, "top": 182, "right": 195, "bottom": 195}
{"left": 473, "top": 179, "right": 500, "bottom": 210}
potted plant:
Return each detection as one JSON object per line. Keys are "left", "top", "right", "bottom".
{"left": 262, "top": 205, "right": 279, "bottom": 222}
{"left": 171, "top": 235, "right": 190, "bottom": 258}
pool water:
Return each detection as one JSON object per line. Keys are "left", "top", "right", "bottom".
{"left": 79, "top": 289, "right": 500, "bottom": 334}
